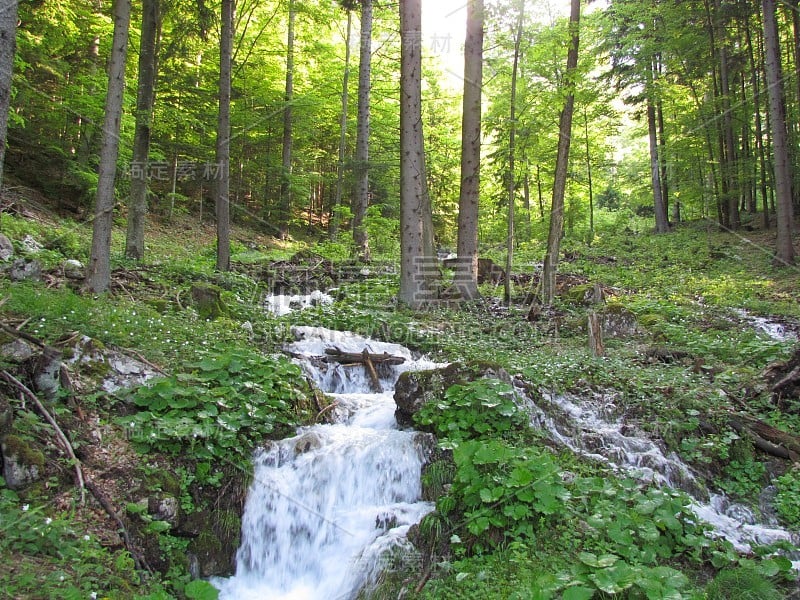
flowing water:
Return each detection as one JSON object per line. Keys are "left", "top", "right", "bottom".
{"left": 213, "top": 327, "right": 438, "bottom": 600}
{"left": 215, "top": 321, "right": 798, "bottom": 598}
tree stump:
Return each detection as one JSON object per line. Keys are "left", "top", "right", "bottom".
{"left": 588, "top": 311, "right": 605, "bottom": 357}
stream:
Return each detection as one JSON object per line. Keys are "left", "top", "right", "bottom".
{"left": 212, "top": 327, "right": 439, "bottom": 599}
{"left": 214, "top": 324, "right": 799, "bottom": 598}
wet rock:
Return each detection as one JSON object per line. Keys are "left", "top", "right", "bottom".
{"left": 9, "top": 258, "right": 42, "bottom": 282}
{"left": 186, "top": 509, "right": 240, "bottom": 578}
{"left": 62, "top": 259, "right": 85, "bottom": 279}
{"left": 2, "top": 434, "right": 45, "bottom": 489}
{"left": 294, "top": 431, "right": 323, "bottom": 455}
{"left": 0, "top": 234, "right": 13, "bottom": 261}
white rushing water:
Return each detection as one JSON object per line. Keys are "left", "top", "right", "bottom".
{"left": 263, "top": 291, "right": 334, "bottom": 316}
{"left": 213, "top": 327, "right": 437, "bottom": 600}
{"left": 523, "top": 386, "right": 800, "bottom": 561}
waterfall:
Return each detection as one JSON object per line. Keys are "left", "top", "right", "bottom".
{"left": 521, "top": 384, "right": 799, "bottom": 562}
{"left": 212, "top": 327, "right": 437, "bottom": 599}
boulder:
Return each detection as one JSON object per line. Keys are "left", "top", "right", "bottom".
{"left": 191, "top": 283, "right": 227, "bottom": 320}
{"left": 9, "top": 258, "right": 42, "bottom": 282}
{"left": 0, "top": 338, "right": 35, "bottom": 363}
{"left": 20, "top": 235, "right": 43, "bottom": 254}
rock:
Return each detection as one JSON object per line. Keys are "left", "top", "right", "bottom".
{"left": 33, "top": 346, "right": 62, "bottom": 401}
{"left": 62, "top": 259, "right": 85, "bottom": 279}
{"left": 0, "top": 338, "right": 35, "bottom": 362}
{"left": 9, "top": 258, "right": 42, "bottom": 282}
{"left": 20, "top": 235, "right": 43, "bottom": 254}
{"left": 394, "top": 362, "right": 511, "bottom": 429}
{"left": 601, "top": 304, "right": 640, "bottom": 338}
{"left": 0, "top": 234, "right": 13, "bottom": 261}
{"left": 191, "top": 283, "right": 227, "bottom": 320}
{"left": 148, "top": 495, "right": 181, "bottom": 527}
{"left": 294, "top": 431, "right": 322, "bottom": 455}
{"left": 186, "top": 509, "right": 240, "bottom": 578}
{"left": 2, "top": 434, "right": 45, "bottom": 489}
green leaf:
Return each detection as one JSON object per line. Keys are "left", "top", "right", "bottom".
{"left": 184, "top": 579, "right": 220, "bottom": 600}
{"left": 562, "top": 586, "right": 595, "bottom": 600}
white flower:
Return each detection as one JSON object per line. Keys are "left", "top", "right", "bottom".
{"left": 45, "top": 517, "right": 52, "bottom": 525}
{"left": 90, "top": 593, "right": 98, "bottom": 600}
{"left": 22, "top": 504, "right": 29, "bottom": 511}
{"left": 83, "top": 535, "right": 90, "bottom": 541}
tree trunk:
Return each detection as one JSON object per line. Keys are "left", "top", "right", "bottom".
{"left": 455, "top": 0, "right": 483, "bottom": 301}
{"left": 215, "top": 0, "right": 233, "bottom": 272}
{"left": 505, "top": 0, "right": 524, "bottom": 305}
{"left": 86, "top": 0, "right": 131, "bottom": 293}
{"left": 398, "top": 0, "right": 432, "bottom": 309}
{"left": 331, "top": 9, "right": 352, "bottom": 241}
{"left": 647, "top": 71, "right": 669, "bottom": 234}
{"left": 747, "top": 13, "right": 770, "bottom": 229}
{"left": 352, "top": 0, "right": 372, "bottom": 259}
{"left": 278, "top": 1, "right": 295, "bottom": 240}
{"left": 583, "top": 108, "right": 594, "bottom": 241}
{"left": 542, "top": 0, "right": 580, "bottom": 306}
{"left": 0, "top": 0, "right": 18, "bottom": 189}
{"left": 763, "top": 0, "right": 795, "bottom": 265}
{"left": 125, "top": 0, "right": 160, "bottom": 261}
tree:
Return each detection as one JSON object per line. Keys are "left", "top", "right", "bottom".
{"left": 331, "top": 5, "right": 353, "bottom": 241}
{"left": 455, "top": 0, "right": 484, "bottom": 301}
{"left": 125, "top": 0, "right": 160, "bottom": 261}
{"left": 277, "top": 0, "right": 295, "bottom": 240}
{"left": 542, "top": 0, "right": 580, "bottom": 306}
{"left": 398, "top": 0, "right": 434, "bottom": 308}
{"left": 504, "top": 0, "right": 524, "bottom": 305}
{"left": 215, "top": 0, "right": 233, "bottom": 271}
{"left": 86, "top": 0, "right": 131, "bottom": 293}
{"left": 0, "top": 0, "right": 18, "bottom": 189}
{"left": 763, "top": 0, "right": 795, "bottom": 265}
{"left": 352, "top": 0, "right": 372, "bottom": 259}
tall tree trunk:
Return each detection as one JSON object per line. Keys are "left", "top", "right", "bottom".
{"left": 746, "top": 13, "right": 770, "bottom": 228}
{"left": 215, "top": 0, "right": 233, "bottom": 272}
{"left": 455, "top": 0, "right": 483, "bottom": 301}
{"left": 656, "top": 95, "right": 669, "bottom": 218}
{"left": 647, "top": 65, "right": 669, "bottom": 234}
{"left": 583, "top": 108, "right": 594, "bottom": 241}
{"left": 398, "top": 0, "right": 432, "bottom": 309}
{"left": 542, "top": 0, "right": 580, "bottom": 306}
{"left": 352, "top": 0, "right": 372, "bottom": 259}
{"left": 505, "top": 2, "right": 524, "bottom": 305}
{"left": 331, "top": 9, "right": 352, "bottom": 241}
{"left": 278, "top": 1, "right": 295, "bottom": 240}
{"left": 125, "top": 0, "right": 160, "bottom": 261}
{"left": 0, "top": 0, "right": 18, "bottom": 190}
{"left": 86, "top": 0, "right": 131, "bottom": 293}
{"left": 763, "top": 0, "right": 795, "bottom": 265}
{"left": 716, "top": 0, "right": 739, "bottom": 230}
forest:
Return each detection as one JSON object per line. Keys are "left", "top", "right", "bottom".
{"left": 0, "top": 0, "right": 799, "bottom": 598}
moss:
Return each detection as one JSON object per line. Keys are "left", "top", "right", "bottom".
{"left": 143, "top": 469, "right": 181, "bottom": 497}
{"left": 191, "top": 283, "right": 227, "bottom": 320}
{"left": 146, "top": 299, "right": 169, "bottom": 314}
{"left": 564, "top": 283, "right": 593, "bottom": 305}
{"left": 2, "top": 434, "right": 45, "bottom": 468}
{"left": 638, "top": 313, "right": 664, "bottom": 328}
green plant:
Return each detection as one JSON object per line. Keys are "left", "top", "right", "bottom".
{"left": 774, "top": 467, "right": 800, "bottom": 528}
{"left": 117, "top": 348, "right": 306, "bottom": 468}
{"left": 414, "top": 379, "right": 525, "bottom": 446}
{"left": 705, "top": 566, "right": 783, "bottom": 600}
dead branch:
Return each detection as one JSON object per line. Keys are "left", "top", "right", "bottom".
{"left": 0, "top": 370, "right": 86, "bottom": 504}
{"left": 116, "top": 347, "right": 168, "bottom": 376}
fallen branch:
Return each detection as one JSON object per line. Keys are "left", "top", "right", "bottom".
{"left": 84, "top": 478, "right": 153, "bottom": 576}
{"left": 324, "top": 347, "right": 405, "bottom": 366}
{"left": 729, "top": 414, "right": 800, "bottom": 462}
{"left": 772, "top": 365, "right": 800, "bottom": 394}
{"left": 0, "top": 321, "right": 46, "bottom": 348}
{"left": 116, "top": 347, "right": 168, "bottom": 376}
{"left": 0, "top": 370, "right": 86, "bottom": 504}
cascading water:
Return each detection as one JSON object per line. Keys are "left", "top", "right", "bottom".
{"left": 212, "top": 327, "right": 438, "bottom": 600}
{"left": 520, "top": 384, "right": 800, "bottom": 562}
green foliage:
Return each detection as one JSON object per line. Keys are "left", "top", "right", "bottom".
{"left": 774, "top": 467, "right": 800, "bottom": 528}
{"left": 414, "top": 379, "right": 525, "bottom": 446}
{"left": 705, "top": 566, "right": 783, "bottom": 600}
{"left": 718, "top": 457, "right": 766, "bottom": 502}
{"left": 117, "top": 349, "right": 305, "bottom": 467}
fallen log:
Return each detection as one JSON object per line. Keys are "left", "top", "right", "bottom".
{"left": 728, "top": 414, "right": 800, "bottom": 462}
{"left": 323, "top": 347, "right": 406, "bottom": 366}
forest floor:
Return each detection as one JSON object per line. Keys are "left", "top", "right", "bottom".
{"left": 0, "top": 185, "right": 799, "bottom": 599}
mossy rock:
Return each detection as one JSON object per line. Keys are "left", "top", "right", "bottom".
{"left": 638, "top": 313, "right": 665, "bottom": 329}
{"left": 186, "top": 509, "right": 240, "bottom": 578}
{"left": 145, "top": 299, "right": 169, "bottom": 314}
{"left": 191, "top": 283, "right": 227, "bottom": 320}
{"left": 2, "top": 434, "right": 45, "bottom": 489}
{"left": 563, "top": 283, "right": 594, "bottom": 305}
{"left": 143, "top": 468, "right": 181, "bottom": 497}
{"left": 394, "top": 361, "right": 510, "bottom": 429}
{"left": 0, "top": 396, "right": 13, "bottom": 439}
